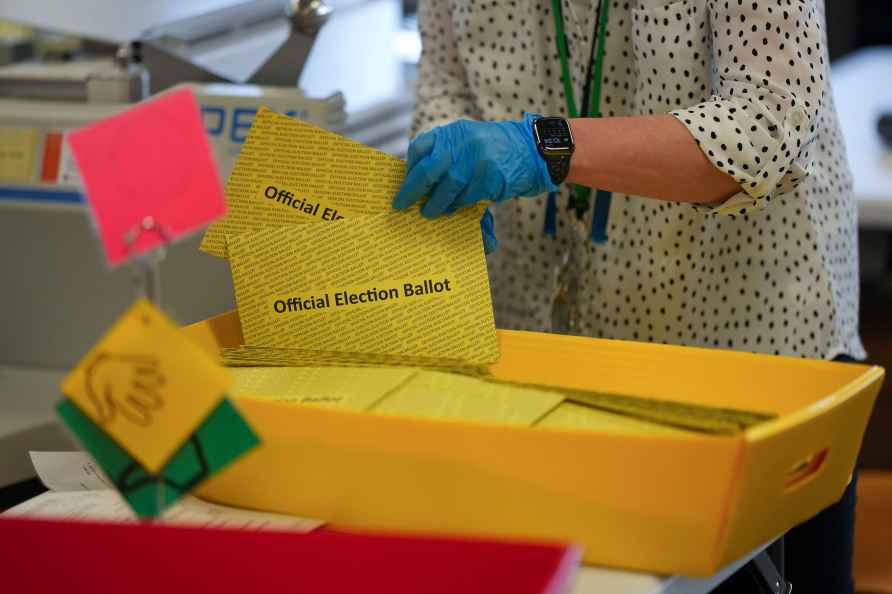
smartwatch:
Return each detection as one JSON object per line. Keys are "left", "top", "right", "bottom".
{"left": 531, "top": 116, "right": 575, "bottom": 185}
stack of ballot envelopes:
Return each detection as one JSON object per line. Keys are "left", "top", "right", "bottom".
{"left": 203, "top": 107, "right": 499, "bottom": 373}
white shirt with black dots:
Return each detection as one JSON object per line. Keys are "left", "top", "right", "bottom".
{"left": 412, "top": 0, "right": 864, "bottom": 360}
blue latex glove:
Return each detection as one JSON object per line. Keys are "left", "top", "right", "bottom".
{"left": 392, "top": 113, "right": 558, "bottom": 218}
{"left": 480, "top": 207, "right": 498, "bottom": 254}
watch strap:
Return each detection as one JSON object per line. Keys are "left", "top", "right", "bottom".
{"left": 544, "top": 154, "right": 571, "bottom": 185}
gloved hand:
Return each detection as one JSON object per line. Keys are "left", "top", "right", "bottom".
{"left": 392, "top": 113, "right": 558, "bottom": 218}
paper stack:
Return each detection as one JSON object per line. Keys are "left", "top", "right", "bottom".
{"left": 227, "top": 366, "right": 775, "bottom": 435}
{"left": 203, "top": 107, "right": 499, "bottom": 371}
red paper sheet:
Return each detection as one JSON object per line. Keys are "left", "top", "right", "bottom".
{"left": 67, "top": 88, "right": 225, "bottom": 266}
{"left": 0, "top": 517, "right": 580, "bottom": 594}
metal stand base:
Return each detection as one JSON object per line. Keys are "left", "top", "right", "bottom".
{"left": 753, "top": 541, "right": 792, "bottom": 594}
{"left": 711, "top": 538, "right": 791, "bottom": 594}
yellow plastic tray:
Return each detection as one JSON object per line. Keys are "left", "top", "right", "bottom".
{"left": 185, "top": 311, "right": 883, "bottom": 576}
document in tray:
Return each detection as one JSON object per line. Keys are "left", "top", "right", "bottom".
{"left": 227, "top": 367, "right": 561, "bottom": 427}
{"left": 230, "top": 366, "right": 415, "bottom": 410}
{"left": 220, "top": 346, "right": 489, "bottom": 376}
{"left": 227, "top": 207, "right": 499, "bottom": 365}
{"left": 554, "top": 387, "right": 775, "bottom": 434}
{"left": 371, "top": 371, "right": 563, "bottom": 426}
{"left": 201, "top": 107, "right": 405, "bottom": 258}
{"left": 224, "top": 366, "right": 774, "bottom": 435}
{"left": 534, "top": 402, "right": 690, "bottom": 436}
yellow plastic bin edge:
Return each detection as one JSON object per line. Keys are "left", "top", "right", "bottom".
{"left": 185, "top": 309, "right": 242, "bottom": 355}
{"left": 714, "top": 365, "right": 885, "bottom": 568}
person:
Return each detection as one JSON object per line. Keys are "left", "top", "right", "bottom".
{"left": 392, "top": 1, "right": 863, "bottom": 592}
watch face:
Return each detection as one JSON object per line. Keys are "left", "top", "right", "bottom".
{"left": 534, "top": 117, "right": 574, "bottom": 155}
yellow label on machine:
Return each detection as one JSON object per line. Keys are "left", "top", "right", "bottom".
{"left": 61, "top": 299, "right": 232, "bottom": 473}
{"left": 0, "top": 127, "right": 39, "bottom": 183}
{"left": 227, "top": 207, "right": 499, "bottom": 365}
{"left": 200, "top": 107, "right": 403, "bottom": 258}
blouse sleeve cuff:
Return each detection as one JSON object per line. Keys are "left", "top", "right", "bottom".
{"left": 670, "top": 97, "right": 813, "bottom": 215}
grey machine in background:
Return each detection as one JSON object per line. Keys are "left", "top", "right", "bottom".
{"left": 0, "top": 0, "right": 355, "bottom": 488}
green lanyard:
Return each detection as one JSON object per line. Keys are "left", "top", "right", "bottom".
{"left": 549, "top": 0, "right": 611, "bottom": 239}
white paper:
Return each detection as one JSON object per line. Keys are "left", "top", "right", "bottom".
{"left": 58, "top": 136, "right": 85, "bottom": 188}
{"left": 3, "top": 490, "right": 322, "bottom": 531}
{"left": 10, "top": 452, "right": 323, "bottom": 533}
{"left": 30, "top": 451, "right": 113, "bottom": 492}
{"left": 5, "top": 490, "right": 136, "bottom": 521}
{"left": 162, "top": 496, "right": 323, "bottom": 531}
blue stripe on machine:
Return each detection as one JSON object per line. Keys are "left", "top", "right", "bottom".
{"left": 0, "top": 186, "right": 84, "bottom": 204}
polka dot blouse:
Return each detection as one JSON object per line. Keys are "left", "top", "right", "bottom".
{"left": 412, "top": 0, "right": 864, "bottom": 360}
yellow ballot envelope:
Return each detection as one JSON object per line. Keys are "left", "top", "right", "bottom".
{"left": 370, "top": 371, "right": 563, "bottom": 426}
{"left": 201, "top": 107, "right": 404, "bottom": 258}
{"left": 61, "top": 299, "right": 232, "bottom": 473}
{"left": 229, "top": 366, "right": 417, "bottom": 410}
{"left": 227, "top": 207, "right": 500, "bottom": 365}
{"left": 220, "top": 345, "right": 490, "bottom": 375}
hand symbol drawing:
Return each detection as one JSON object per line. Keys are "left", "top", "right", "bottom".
{"left": 85, "top": 353, "right": 165, "bottom": 426}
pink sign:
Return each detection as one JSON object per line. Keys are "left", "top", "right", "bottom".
{"left": 67, "top": 88, "right": 226, "bottom": 265}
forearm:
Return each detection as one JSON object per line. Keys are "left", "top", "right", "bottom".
{"left": 567, "top": 115, "right": 739, "bottom": 205}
